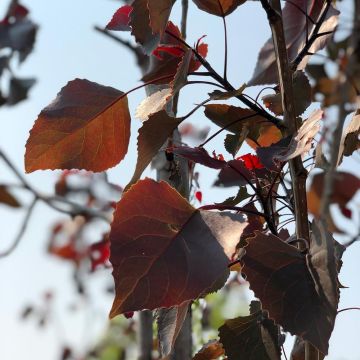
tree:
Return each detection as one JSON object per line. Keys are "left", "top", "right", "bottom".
{"left": 2, "top": 0, "right": 360, "bottom": 359}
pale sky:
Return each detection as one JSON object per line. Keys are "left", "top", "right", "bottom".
{"left": 0, "top": 1, "right": 359, "bottom": 359}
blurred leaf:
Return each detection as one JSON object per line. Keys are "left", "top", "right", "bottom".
{"left": 192, "top": 0, "right": 246, "bottom": 16}
{"left": 0, "top": 185, "right": 21, "bottom": 207}
{"left": 193, "top": 340, "right": 224, "bottom": 359}
{"left": 7, "top": 77, "right": 36, "bottom": 105}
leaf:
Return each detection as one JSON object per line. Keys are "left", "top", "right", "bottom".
{"left": 25, "top": 79, "right": 131, "bottom": 173}
{"left": 216, "top": 187, "right": 250, "bottom": 206}
{"left": 214, "top": 159, "right": 253, "bottom": 187}
{"left": 142, "top": 23, "right": 208, "bottom": 84}
{"left": 219, "top": 301, "right": 281, "bottom": 360}
{"left": 241, "top": 228, "right": 340, "bottom": 354}
{"left": 0, "top": 185, "right": 21, "bottom": 207}
{"left": 290, "top": 337, "right": 325, "bottom": 360}
{"left": 192, "top": 0, "right": 246, "bottom": 17}
{"left": 148, "top": 0, "right": 176, "bottom": 37}
{"left": 262, "top": 71, "right": 312, "bottom": 116}
{"left": 106, "top": 5, "right": 132, "bottom": 31}
{"left": 256, "top": 137, "right": 291, "bottom": 170}
{"left": 135, "top": 88, "right": 172, "bottom": 122}
{"left": 224, "top": 133, "right": 244, "bottom": 157}
{"left": 127, "top": 111, "right": 182, "bottom": 188}
{"left": 7, "top": 77, "right": 36, "bottom": 105}
{"left": 238, "top": 154, "right": 264, "bottom": 170}
{"left": 249, "top": 1, "right": 340, "bottom": 85}
{"left": 193, "top": 340, "right": 224, "bottom": 360}
{"left": 204, "top": 104, "right": 281, "bottom": 148}
{"left": 157, "top": 302, "right": 190, "bottom": 359}
{"left": 109, "top": 178, "right": 248, "bottom": 316}
{"left": 276, "top": 109, "right": 322, "bottom": 161}
{"left": 337, "top": 111, "right": 360, "bottom": 164}
{"left": 307, "top": 171, "right": 360, "bottom": 220}
{"left": 0, "top": 17, "right": 38, "bottom": 58}
{"left": 204, "top": 104, "right": 262, "bottom": 134}
{"left": 171, "top": 146, "right": 226, "bottom": 169}
{"left": 171, "top": 49, "right": 193, "bottom": 95}
{"left": 129, "top": 0, "right": 160, "bottom": 54}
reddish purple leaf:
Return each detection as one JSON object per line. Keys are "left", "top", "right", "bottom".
{"left": 170, "top": 146, "right": 226, "bottom": 169}
{"left": 109, "top": 179, "right": 248, "bottom": 316}
{"left": 106, "top": 5, "right": 132, "bottom": 31}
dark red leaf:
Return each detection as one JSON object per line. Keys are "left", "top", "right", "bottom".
{"left": 193, "top": 340, "right": 224, "bottom": 359}
{"left": 219, "top": 301, "right": 281, "bottom": 360}
{"left": 171, "top": 146, "right": 226, "bottom": 169}
{"left": 124, "top": 311, "right": 134, "bottom": 319}
{"left": 109, "top": 179, "right": 248, "bottom": 316}
{"left": 241, "top": 224, "right": 340, "bottom": 355}
{"left": 106, "top": 5, "right": 132, "bottom": 31}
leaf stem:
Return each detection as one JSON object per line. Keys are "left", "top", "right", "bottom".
{"left": 0, "top": 197, "right": 37, "bottom": 257}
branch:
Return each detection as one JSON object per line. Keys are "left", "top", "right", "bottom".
{"left": 260, "top": 1, "right": 316, "bottom": 357}
{"left": 94, "top": 25, "right": 149, "bottom": 69}
{"left": 0, "top": 149, "right": 110, "bottom": 222}
{"left": 0, "top": 197, "right": 37, "bottom": 257}
{"left": 164, "top": 30, "right": 284, "bottom": 129}
{"left": 291, "top": 0, "right": 332, "bottom": 70}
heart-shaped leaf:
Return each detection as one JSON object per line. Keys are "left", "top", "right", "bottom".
{"left": 109, "top": 178, "right": 248, "bottom": 316}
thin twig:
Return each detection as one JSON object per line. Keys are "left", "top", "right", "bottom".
{"left": 0, "top": 197, "right": 37, "bottom": 257}
{"left": 164, "top": 29, "right": 284, "bottom": 129}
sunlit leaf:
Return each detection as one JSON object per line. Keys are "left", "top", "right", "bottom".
{"left": 193, "top": 340, "right": 224, "bottom": 359}
{"left": 25, "top": 79, "right": 131, "bottom": 172}
{"left": 192, "top": 0, "right": 246, "bottom": 17}
{"left": 106, "top": 5, "right": 132, "bottom": 31}
{"left": 171, "top": 146, "right": 226, "bottom": 169}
